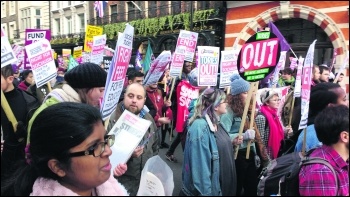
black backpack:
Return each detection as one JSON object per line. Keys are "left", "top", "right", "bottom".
{"left": 257, "top": 150, "right": 338, "bottom": 196}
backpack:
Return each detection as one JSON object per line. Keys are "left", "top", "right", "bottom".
{"left": 257, "top": 149, "right": 338, "bottom": 196}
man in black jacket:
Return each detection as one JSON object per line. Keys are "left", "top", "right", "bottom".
{"left": 1, "top": 64, "right": 40, "bottom": 183}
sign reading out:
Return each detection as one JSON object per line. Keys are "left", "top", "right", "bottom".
{"left": 237, "top": 30, "right": 281, "bottom": 82}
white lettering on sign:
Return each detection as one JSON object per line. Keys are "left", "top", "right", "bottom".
{"left": 179, "top": 85, "right": 198, "bottom": 107}
{"left": 241, "top": 38, "right": 278, "bottom": 70}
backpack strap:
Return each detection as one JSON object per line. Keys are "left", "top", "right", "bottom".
{"left": 302, "top": 157, "right": 339, "bottom": 196}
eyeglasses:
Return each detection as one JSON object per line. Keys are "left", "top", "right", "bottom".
{"left": 68, "top": 135, "right": 115, "bottom": 158}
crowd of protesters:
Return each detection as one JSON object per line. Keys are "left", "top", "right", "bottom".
{"left": 1, "top": 51, "right": 348, "bottom": 196}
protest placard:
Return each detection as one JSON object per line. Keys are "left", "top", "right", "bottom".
{"left": 299, "top": 40, "right": 316, "bottom": 130}
{"left": 25, "top": 39, "right": 57, "bottom": 88}
{"left": 197, "top": 46, "right": 220, "bottom": 86}
{"left": 144, "top": 51, "right": 171, "bottom": 86}
{"left": 107, "top": 109, "right": 151, "bottom": 170}
{"left": 219, "top": 50, "right": 238, "bottom": 88}
{"left": 100, "top": 24, "right": 134, "bottom": 120}
{"left": 84, "top": 25, "right": 103, "bottom": 52}
{"left": 90, "top": 34, "right": 106, "bottom": 65}
{"left": 24, "top": 29, "right": 51, "bottom": 69}
{"left": 237, "top": 30, "right": 280, "bottom": 82}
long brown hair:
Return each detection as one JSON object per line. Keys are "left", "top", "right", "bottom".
{"left": 227, "top": 93, "right": 250, "bottom": 130}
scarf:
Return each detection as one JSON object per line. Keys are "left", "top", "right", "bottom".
{"left": 260, "top": 105, "right": 284, "bottom": 159}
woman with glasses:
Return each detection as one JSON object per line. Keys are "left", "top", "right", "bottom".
{"left": 1, "top": 102, "right": 128, "bottom": 196}
{"left": 180, "top": 88, "right": 239, "bottom": 196}
{"left": 257, "top": 89, "right": 293, "bottom": 160}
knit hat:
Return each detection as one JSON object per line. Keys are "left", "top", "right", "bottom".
{"left": 230, "top": 74, "right": 250, "bottom": 95}
{"left": 64, "top": 62, "right": 107, "bottom": 89}
{"left": 188, "top": 67, "right": 199, "bottom": 86}
{"left": 260, "top": 89, "right": 279, "bottom": 104}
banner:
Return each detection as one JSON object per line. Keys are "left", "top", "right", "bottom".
{"left": 219, "top": 50, "right": 238, "bottom": 88}
{"left": 197, "top": 46, "right": 220, "bottom": 86}
{"left": 169, "top": 30, "right": 198, "bottom": 77}
{"left": 299, "top": 40, "right": 317, "bottom": 130}
{"left": 1, "top": 27, "right": 17, "bottom": 68}
{"left": 175, "top": 80, "right": 199, "bottom": 132}
{"left": 24, "top": 29, "right": 51, "bottom": 69}
{"left": 293, "top": 56, "right": 304, "bottom": 98}
{"left": 90, "top": 34, "right": 106, "bottom": 65}
{"left": 25, "top": 39, "right": 57, "bottom": 88}
{"left": 84, "top": 25, "right": 103, "bottom": 52}
{"left": 100, "top": 24, "right": 134, "bottom": 120}
{"left": 143, "top": 50, "right": 171, "bottom": 86}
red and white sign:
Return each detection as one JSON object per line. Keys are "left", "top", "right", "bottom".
{"left": 299, "top": 40, "right": 317, "bottom": 130}
{"left": 176, "top": 80, "right": 199, "bottom": 132}
{"left": 240, "top": 38, "right": 279, "bottom": 71}
{"left": 100, "top": 24, "right": 134, "bottom": 120}
{"left": 25, "top": 39, "right": 57, "bottom": 88}
{"left": 144, "top": 50, "right": 172, "bottom": 86}
{"left": 197, "top": 46, "right": 220, "bottom": 86}
{"left": 90, "top": 34, "right": 106, "bottom": 65}
{"left": 219, "top": 50, "right": 239, "bottom": 88}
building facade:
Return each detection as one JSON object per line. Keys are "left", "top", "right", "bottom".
{"left": 1, "top": 1, "right": 19, "bottom": 43}
{"left": 225, "top": 1, "right": 349, "bottom": 93}
{"left": 1, "top": 1, "right": 50, "bottom": 45}
{"left": 86, "top": 1, "right": 226, "bottom": 62}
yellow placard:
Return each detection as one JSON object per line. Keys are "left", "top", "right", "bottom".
{"left": 84, "top": 25, "right": 103, "bottom": 52}
{"left": 62, "top": 49, "right": 71, "bottom": 58}
{"left": 73, "top": 46, "right": 83, "bottom": 59}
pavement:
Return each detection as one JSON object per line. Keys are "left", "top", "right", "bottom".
{"left": 158, "top": 132, "right": 184, "bottom": 196}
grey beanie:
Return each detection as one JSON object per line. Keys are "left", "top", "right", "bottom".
{"left": 188, "top": 67, "right": 198, "bottom": 86}
{"left": 230, "top": 74, "right": 250, "bottom": 95}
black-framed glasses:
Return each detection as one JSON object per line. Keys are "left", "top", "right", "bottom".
{"left": 68, "top": 135, "right": 115, "bottom": 158}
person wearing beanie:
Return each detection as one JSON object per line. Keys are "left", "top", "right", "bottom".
{"left": 256, "top": 89, "right": 293, "bottom": 160}
{"left": 25, "top": 62, "right": 129, "bottom": 183}
{"left": 220, "top": 74, "right": 260, "bottom": 196}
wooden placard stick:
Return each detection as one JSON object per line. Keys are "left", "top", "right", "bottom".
{"left": 1, "top": 90, "right": 18, "bottom": 132}
{"left": 288, "top": 96, "right": 296, "bottom": 127}
{"left": 246, "top": 81, "right": 259, "bottom": 159}
{"left": 104, "top": 117, "right": 110, "bottom": 131}
{"left": 234, "top": 82, "right": 256, "bottom": 159}
{"left": 226, "top": 86, "right": 230, "bottom": 95}
{"left": 47, "top": 82, "right": 52, "bottom": 93}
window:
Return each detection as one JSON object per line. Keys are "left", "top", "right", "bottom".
{"left": 10, "top": 1, "right": 16, "bottom": 15}
{"left": 55, "top": 19, "right": 61, "bottom": 34}
{"left": 198, "top": 2, "right": 210, "bottom": 10}
{"left": 171, "top": 1, "right": 181, "bottom": 15}
{"left": 68, "top": 1, "right": 71, "bottom": 6}
{"left": 78, "top": 14, "right": 85, "bottom": 32}
{"left": 57, "top": 2, "right": 60, "bottom": 9}
{"left": 148, "top": 1, "right": 157, "bottom": 18}
{"left": 127, "top": 1, "right": 138, "bottom": 21}
{"left": 66, "top": 17, "right": 72, "bottom": 34}
{"left": 1, "top": 2, "right": 6, "bottom": 18}
{"left": 36, "top": 19, "right": 41, "bottom": 29}
{"left": 36, "top": 9, "right": 40, "bottom": 16}
{"left": 20, "top": 8, "right": 31, "bottom": 31}
{"left": 110, "top": 4, "right": 118, "bottom": 23}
